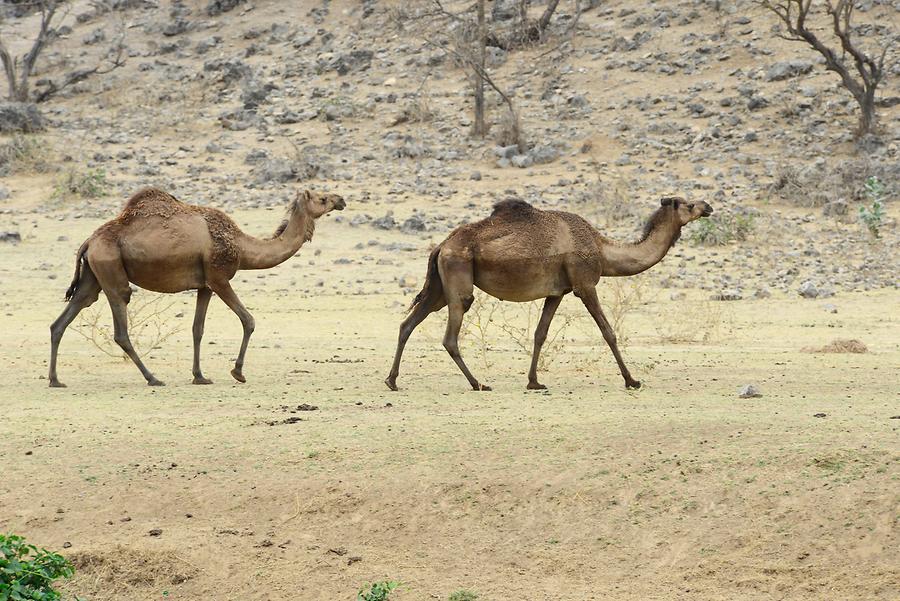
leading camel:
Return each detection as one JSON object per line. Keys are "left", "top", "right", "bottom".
{"left": 49, "top": 187, "right": 345, "bottom": 387}
{"left": 386, "top": 196, "right": 713, "bottom": 391}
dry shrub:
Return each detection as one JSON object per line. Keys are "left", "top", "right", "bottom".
{"left": 73, "top": 291, "right": 182, "bottom": 359}
{"left": 655, "top": 299, "right": 731, "bottom": 344}
{"left": 62, "top": 546, "right": 197, "bottom": 600}
{"left": 802, "top": 339, "right": 869, "bottom": 354}
{"left": 595, "top": 276, "right": 655, "bottom": 348}
{"left": 494, "top": 109, "right": 525, "bottom": 151}
{"left": 769, "top": 158, "right": 900, "bottom": 207}
{"left": 0, "top": 134, "right": 54, "bottom": 175}
{"left": 585, "top": 159, "right": 641, "bottom": 226}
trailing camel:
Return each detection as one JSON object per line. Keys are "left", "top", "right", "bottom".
{"left": 386, "top": 196, "right": 713, "bottom": 391}
{"left": 49, "top": 187, "right": 345, "bottom": 387}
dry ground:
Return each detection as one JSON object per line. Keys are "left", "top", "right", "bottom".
{"left": 1, "top": 209, "right": 898, "bottom": 601}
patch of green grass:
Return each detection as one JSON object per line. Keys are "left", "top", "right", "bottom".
{"left": 689, "top": 211, "right": 755, "bottom": 245}
{"left": 357, "top": 580, "right": 401, "bottom": 601}
{"left": 449, "top": 590, "right": 479, "bottom": 601}
{"left": 54, "top": 167, "right": 109, "bottom": 200}
{"left": 0, "top": 533, "right": 75, "bottom": 601}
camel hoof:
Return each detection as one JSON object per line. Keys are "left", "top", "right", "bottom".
{"left": 527, "top": 382, "right": 547, "bottom": 390}
{"left": 148, "top": 379, "right": 165, "bottom": 387}
{"left": 49, "top": 380, "right": 67, "bottom": 388}
{"left": 626, "top": 380, "right": 642, "bottom": 390}
{"left": 231, "top": 369, "right": 246, "bottom": 383}
{"left": 385, "top": 377, "right": 398, "bottom": 391}
{"left": 474, "top": 383, "right": 492, "bottom": 391}
{"left": 192, "top": 376, "right": 214, "bottom": 385}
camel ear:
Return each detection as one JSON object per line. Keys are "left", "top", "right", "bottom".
{"left": 660, "top": 197, "right": 673, "bottom": 207}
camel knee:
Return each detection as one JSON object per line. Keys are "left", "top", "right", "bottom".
{"left": 462, "top": 295, "right": 474, "bottom": 312}
{"left": 50, "top": 324, "right": 64, "bottom": 344}
{"left": 242, "top": 315, "right": 255, "bottom": 334}
{"left": 113, "top": 332, "right": 132, "bottom": 349}
{"left": 443, "top": 339, "right": 460, "bottom": 358}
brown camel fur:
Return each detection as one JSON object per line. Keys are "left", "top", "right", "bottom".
{"left": 49, "top": 187, "right": 345, "bottom": 387}
{"left": 386, "top": 196, "right": 713, "bottom": 391}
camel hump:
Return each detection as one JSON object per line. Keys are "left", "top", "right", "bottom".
{"left": 123, "top": 186, "right": 180, "bottom": 209}
{"left": 120, "top": 187, "right": 189, "bottom": 221}
{"left": 491, "top": 198, "right": 537, "bottom": 219}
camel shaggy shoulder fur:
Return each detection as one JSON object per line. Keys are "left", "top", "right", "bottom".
{"left": 386, "top": 196, "right": 713, "bottom": 391}
{"left": 49, "top": 187, "right": 345, "bottom": 387}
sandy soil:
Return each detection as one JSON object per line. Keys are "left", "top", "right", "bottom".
{"left": 1, "top": 209, "right": 898, "bottom": 601}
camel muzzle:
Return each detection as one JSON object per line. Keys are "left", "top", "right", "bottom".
{"left": 335, "top": 198, "right": 346, "bottom": 211}
{"left": 701, "top": 205, "right": 713, "bottom": 217}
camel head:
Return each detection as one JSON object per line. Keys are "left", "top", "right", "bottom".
{"left": 660, "top": 196, "right": 713, "bottom": 226}
{"left": 299, "top": 190, "right": 346, "bottom": 219}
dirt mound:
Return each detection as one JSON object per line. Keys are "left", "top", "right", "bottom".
{"left": 64, "top": 546, "right": 197, "bottom": 598}
{"left": 802, "top": 339, "right": 869, "bottom": 353}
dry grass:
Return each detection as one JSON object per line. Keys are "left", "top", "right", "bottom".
{"left": 72, "top": 292, "right": 182, "bottom": 359}
{"left": 62, "top": 546, "right": 198, "bottom": 600}
{"left": 802, "top": 338, "right": 869, "bottom": 354}
{"left": 494, "top": 108, "right": 525, "bottom": 151}
{"left": 0, "top": 134, "right": 55, "bottom": 176}
{"left": 655, "top": 298, "right": 732, "bottom": 344}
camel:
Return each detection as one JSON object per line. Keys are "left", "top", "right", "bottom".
{"left": 386, "top": 196, "right": 713, "bottom": 391}
{"left": 49, "top": 187, "right": 345, "bottom": 387}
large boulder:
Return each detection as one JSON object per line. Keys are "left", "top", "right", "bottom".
{"left": 0, "top": 103, "right": 46, "bottom": 133}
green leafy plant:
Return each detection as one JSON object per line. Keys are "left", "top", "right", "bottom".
{"left": 0, "top": 533, "right": 75, "bottom": 601}
{"left": 858, "top": 176, "right": 885, "bottom": 238}
{"left": 54, "top": 168, "right": 109, "bottom": 199}
{"left": 689, "top": 211, "right": 755, "bottom": 245}
{"left": 449, "top": 590, "right": 479, "bottom": 601}
{"left": 357, "top": 580, "right": 401, "bottom": 601}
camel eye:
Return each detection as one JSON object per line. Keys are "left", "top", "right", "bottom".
{"left": 688, "top": 204, "right": 695, "bottom": 210}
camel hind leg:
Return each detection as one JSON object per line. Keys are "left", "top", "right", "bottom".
{"left": 527, "top": 295, "right": 563, "bottom": 390}
{"left": 385, "top": 290, "right": 447, "bottom": 391}
{"left": 440, "top": 260, "right": 489, "bottom": 391}
{"left": 90, "top": 251, "right": 164, "bottom": 386}
{"left": 49, "top": 266, "right": 101, "bottom": 388}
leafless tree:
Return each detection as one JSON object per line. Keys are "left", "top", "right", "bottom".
{"left": 0, "top": 0, "right": 60, "bottom": 101}
{"left": 0, "top": 0, "right": 126, "bottom": 103}
{"left": 472, "top": 0, "right": 487, "bottom": 137}
{"left": 759, "top": 0, "right": 893, "bottom": 137}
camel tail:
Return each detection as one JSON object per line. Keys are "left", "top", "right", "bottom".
{"left": 407, "top": 244, "right": 444, "bottom": 313}
{"left": 64, "top": 241, "right": 89, "bottom": 302}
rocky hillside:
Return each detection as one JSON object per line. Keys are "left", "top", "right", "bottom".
{"left": 1, "top": 0, "right": 898, "bottom": 295}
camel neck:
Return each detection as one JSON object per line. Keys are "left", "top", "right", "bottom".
{"left": 598, "top": 216, "right": 680, "bottom": 277}
{"left": 238, "top": 209, "right": 314, "bottom": 270}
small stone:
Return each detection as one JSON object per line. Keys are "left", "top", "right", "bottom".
{"left": 62, "top": 542, "right": 72, "bottom": 549}
{"left": 148, "top": 528, "right": 162, "bottom": 537}
{"left": 470, "top": 171, "right": 482, "bottom": 181}
{"left": 738, "top": 384, "right": 762, "bottom": 399}
{"left": 823, "top": 303, "right": 837, "bottom": 314}
{"left": 798, "top": 281, "right": 819, "bottom": 298}
{"left": 813, "top": 413, "right": 827, "bottom": 418}
{"left": 398, "top": 275, "right": 417, "bottom": 289}
{"left": 0, "top": 231, "right": 21, "bottom": 244}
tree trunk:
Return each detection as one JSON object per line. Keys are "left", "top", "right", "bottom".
{"left": 472, "top": 0, "right": 487, "bottom": 138}
{"left": 857, "top": 88, "right": 876, "bottom": 137}
{"left": 0, "top": 43, "right": 22, "bottom": 101}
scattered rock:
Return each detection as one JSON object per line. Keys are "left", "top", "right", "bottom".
{"left": 0, "top": 231, "right": 21, "bottom": 244}
{"left": 802, "top": 339, "right": 868, "bottom": 354}
{"left": 738, "top": 384, "right": 762, "bottom": 399}
{"left": 401, "top": 215, "right": 426, "bottom": 233}
{"left": 207, "top": 0, "right": 246, "bottom": 17}
{"left": 0, "top": 103, "right": 45, "bottom": 133}
{"left": 398, "top": 275, "right": 417, "bottom": 289}
{"left": 798, "top": 281, "right": 819, "bottom": 298}
{"left": 822, "top": 199, "right": 848, "bottom": 217}
{"left": 371, "top": 213, "right": 396, "bottom": 230}
{"left": 813, "top": 413, "right": 827, "bottom": 418}
{"left": 148, "top": 529, "right": 163, "bottom": 537}
{"left": 765, "top": 60, "right": 814, "bottom": 82}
